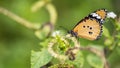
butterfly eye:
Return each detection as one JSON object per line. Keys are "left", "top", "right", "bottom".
{"left": 89, "top": 31, "right": 93, "bottom": 35}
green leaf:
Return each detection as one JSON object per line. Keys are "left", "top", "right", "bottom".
{"left": 87, "top": 54, "right": 103, "bottom": 68}
{"left": 116, "top": 32, "right": 120, "bottom": 39}
{"left": 39, "top": 38, "right": 51, "bottom": 48}
{"left": 104, "top": 39, "right": 113, "bottom": 46}
{"left": 116, "top": 47, "right": 120, "bottom": 56}
{"left": 103, "top": 26, "right": 111, "bottom": 38}
{"left": 31, "top": 49, "right": 53, "bottom": 68}
{"left": 116, "top": 22, "right": 120, "bottom": 31}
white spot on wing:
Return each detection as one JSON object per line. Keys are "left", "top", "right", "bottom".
{"left": 91, "top": 13, "right": 101, "bottom": 19}
{"left": 91, "top": 13, "right": 98, "bottom": 17}
{"left": 96, "top": 16, "right": 101, "bottom": 19}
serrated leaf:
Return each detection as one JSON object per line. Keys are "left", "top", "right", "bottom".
{"left": 31, "top": 49, "right": 53, "bottom": 68}
{"left": 87, "top": 54, "right": 103, "bottom": 68}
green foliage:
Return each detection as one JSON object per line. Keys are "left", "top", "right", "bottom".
{"left": 103, "top": 26, "right": 113, "bottom": 46}
{"left": 31, "top": 49, "right": 52, "bottom": 68}
{"left": 103, "top": 26, "right": 111, "bottom": 38}
{"left": 0, "top": 0, "right": 120, "bottom": 68}
{"left": 87, "top": 54, "right": 103, "bottom": 68}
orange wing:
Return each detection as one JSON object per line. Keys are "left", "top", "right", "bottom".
{"left": 95, "top": 9, "right": 107, "bottom": 20}
{"left": 72, "top": 17, "right": 102, "bottom": 40}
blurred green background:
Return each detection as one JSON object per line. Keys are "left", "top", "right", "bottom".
{"left": 0, "top": 0, "right": 120, "bottom": 68}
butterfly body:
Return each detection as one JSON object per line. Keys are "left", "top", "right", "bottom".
{"left": 70, "top": 9, "right": 107, "bottom": 40}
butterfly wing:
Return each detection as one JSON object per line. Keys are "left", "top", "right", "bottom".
{"left": 95, "top": 9, "right": 107, "bottom": 20}
{"left": 70, "top": 9, "right": 107, "bottom": 40}
{"left": 72, "top": 17, "right": 102, "bottom": 40}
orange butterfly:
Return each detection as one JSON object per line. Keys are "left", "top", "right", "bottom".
{"left": 69, "top": 9, "right": 107, "bottom": 40}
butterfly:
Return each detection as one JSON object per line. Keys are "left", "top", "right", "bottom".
{"left": 69, "top": 9, "right": 107, "bottom": 40}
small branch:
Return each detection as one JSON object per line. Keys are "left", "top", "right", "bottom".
{"left": 31, "top": 0, "right": 46, "bottom": 12}
{"left": 0, "top": 7, "right": 40, "bottom": 30}
{"left": 31, "top": 0, "right": 58, "bottom": 25}
{"left": 46, "top": 3, "right": 57, "bottom": 25}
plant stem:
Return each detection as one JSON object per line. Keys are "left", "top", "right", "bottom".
{"left": 0, "top": 7, "right": 40, "bottom": 30}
